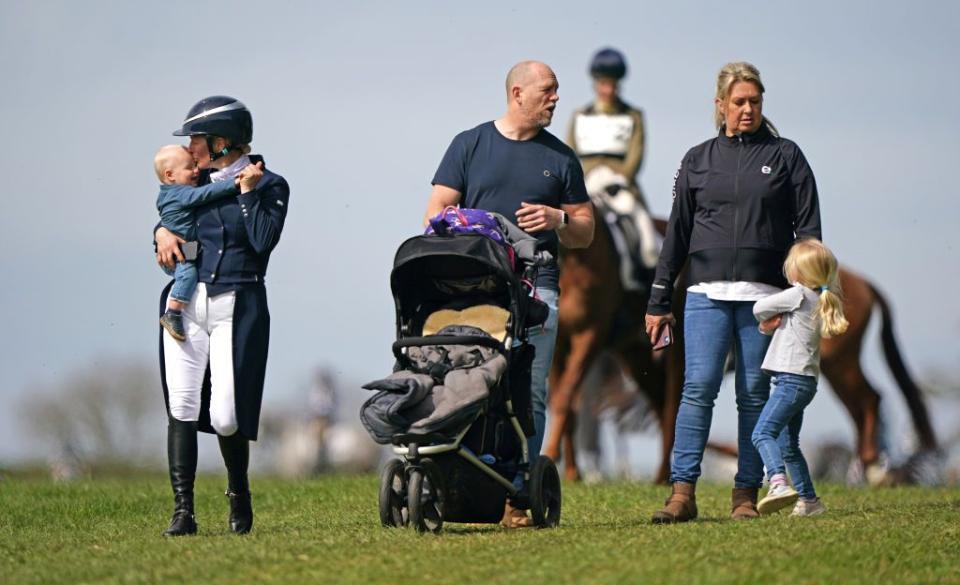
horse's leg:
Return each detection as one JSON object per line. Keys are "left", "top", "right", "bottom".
{"left": 561, "top": 415, "right": 579, "bottom": 481}
{"left": 821, "top": 358, "right": 881, "bottom": 467}
{"left": 617, "top": 334, "right": 677, "bottom": 484}
{"left": 544, "top": 332, "right": 570, "bottom": 463}
{"left": 821, "top": 270, "right": 886, "bottom": 476}
{"left": 545, "top": 327, "right": 601, "bottom": 481}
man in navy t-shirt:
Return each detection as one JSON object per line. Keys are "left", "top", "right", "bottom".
{"left": 425, "top": 60, "right": 595, "bottom": 528}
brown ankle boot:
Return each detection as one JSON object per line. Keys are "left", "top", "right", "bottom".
{"left": 651, "top": 482, "right": 697, "bottom": 524}
{"left": 731, "top": 487, "right": 760, "bottom": 520}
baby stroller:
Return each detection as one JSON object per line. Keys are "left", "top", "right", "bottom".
{"left": 360, "top": 225, "right": 561, "bottom": 533}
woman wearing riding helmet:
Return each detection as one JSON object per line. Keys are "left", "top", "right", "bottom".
{"left": 154, "top": 96, "right": 290, "bottom": 536}
{"left": 567, "top": 47, "right": 647, "bottom": 207}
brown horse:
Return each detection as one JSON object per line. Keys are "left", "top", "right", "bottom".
{"left": 545, "top": 211, "right": 938, "bottom": 484}
{"left": 545, "top": 212, "right": 682, "bottom": 482}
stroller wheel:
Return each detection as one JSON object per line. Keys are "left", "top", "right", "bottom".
{"left": 530, "top": 455, "right": 562, "bottom": 528}
{"left": 408, "top": 458, "right": 444, "bottom": 534}
{"left": 378, "top": 459, "right": 408, "bottom": 527}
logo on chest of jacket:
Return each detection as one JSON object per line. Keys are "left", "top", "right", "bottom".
{"left": 761, "top": 165, "right": 772, "bottom": 175}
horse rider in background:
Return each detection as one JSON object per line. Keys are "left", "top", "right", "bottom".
{"left": 567, "top": 48, "right": 659, "bottom": 289}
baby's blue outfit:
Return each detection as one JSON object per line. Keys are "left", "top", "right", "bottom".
{"left": 156, "top": 181, "right": 237, "bottom": 303}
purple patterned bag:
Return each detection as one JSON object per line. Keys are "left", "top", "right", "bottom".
{"left": 425, "top": 206, "right": 515, "bottom": 266}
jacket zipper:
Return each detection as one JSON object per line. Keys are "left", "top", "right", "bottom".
{"left": 733, "top": 135, "right": 743, "bottom": 281}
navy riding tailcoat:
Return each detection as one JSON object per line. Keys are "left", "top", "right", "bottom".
{"left": 158, "top": 154, "right": 290, "bottom": 440}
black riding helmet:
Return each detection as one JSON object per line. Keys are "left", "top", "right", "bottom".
{"left": 172, "top": 95, "right": 253, "bottom": 161}
{"left": 589, "top": 48, "right": 627, "bottom": 80}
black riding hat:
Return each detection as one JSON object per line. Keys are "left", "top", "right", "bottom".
{"left": 172, "top": 95, "right": 253, "bottom": 146}
{"left": 589, "top": 48, "right": 627, "bottom": 80}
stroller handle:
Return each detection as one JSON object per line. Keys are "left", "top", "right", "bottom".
{"left": 392, "top": 335, "right": 505, "bottom": 359}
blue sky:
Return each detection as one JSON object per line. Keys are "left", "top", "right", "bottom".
{"left": 1, "top": 0, "right": 958, "bottom": 464}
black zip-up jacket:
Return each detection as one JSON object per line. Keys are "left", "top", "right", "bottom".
{"left": 648, "top": 125, "right": 821, "bottom": 315}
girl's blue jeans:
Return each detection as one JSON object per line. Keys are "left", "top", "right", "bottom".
{"left": 751, "top": 372, "right": 818, "bottom": 500}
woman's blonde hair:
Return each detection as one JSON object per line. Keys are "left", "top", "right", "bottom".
{"left": 783, "top": 239, "right": 849, "bottom": 338}
{"left": 714, "top": 61, "right": 778, "bottom": 136}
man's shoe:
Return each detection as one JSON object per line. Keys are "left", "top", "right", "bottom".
{"left": 791, "top": 498, "right": 827, "bottom": 517}
{"left": 226, "top": 490, "right": 253, "bottom": 534}
{"left": 500, "top": 501, "right": 533, "bottom": 529}
{"left": 731, "top": 487, "right": 760, "bottom": 520}
{"left": 758, "top": 484, "right": 799, "bottom": 515}
{"left": 651, "top": 482, "right": 697, "bottom": 524}
{"left": 160, "top": 311, "right": 186, "bottom": 341}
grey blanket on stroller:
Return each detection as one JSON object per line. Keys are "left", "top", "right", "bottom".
{"left": 360, "top": 325, "right": 508, "bottom": 444}
{"left": 490, "top": 212, "right": 554, "bottom": 268}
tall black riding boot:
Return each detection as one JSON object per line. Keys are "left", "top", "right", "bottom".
{"left": 163, "top": 419, "right": 198, "bottom": 536}
{"left": 218, "top": 433, "right": 253, "bottom": 534}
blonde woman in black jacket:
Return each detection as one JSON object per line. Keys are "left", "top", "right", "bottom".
{"left": 644, "top": 62, "right": 821, "bottom": 524}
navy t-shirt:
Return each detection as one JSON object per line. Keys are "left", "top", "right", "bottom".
{"left": 431, "top": 121, "right": 589, "bottom": 291}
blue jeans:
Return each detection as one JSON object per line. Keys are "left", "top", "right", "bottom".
{"left": 164, "top": 260, "right": 198, "bottom": 304}
{"left": 751, "top": 372, "right": 818, "bottom": 500}
{"left": 514, "top": 287, "right": 559, "bottom": 489}
{"left": 670, "top": 292, "right": 771, "bottom": 488}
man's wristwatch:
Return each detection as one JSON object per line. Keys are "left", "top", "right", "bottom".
{"left": 557, "top": 210, "right": 569, "bottom": 231}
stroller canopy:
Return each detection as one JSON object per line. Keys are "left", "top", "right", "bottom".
{"left": 390, "top": 234, "right": 526, "bottom": 341}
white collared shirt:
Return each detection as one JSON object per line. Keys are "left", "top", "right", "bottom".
{"left": 687, "top": 280, "right": 783, "bottom": 302}
{"left": 210, "top": 154, "right": 252, "bottom": 183}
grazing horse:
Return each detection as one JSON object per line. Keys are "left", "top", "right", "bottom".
{"left": 545, "top": 176, "right": 938, "bottom": 483}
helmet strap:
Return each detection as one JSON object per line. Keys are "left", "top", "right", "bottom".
{"left": 205, "top": 135, "right": 232, "bottom": 161}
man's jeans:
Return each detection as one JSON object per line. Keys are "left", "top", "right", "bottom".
{"left": 514, "top": 287, "right": 559, "bottom": 489}
{"left": 670, "top": 292, "right": 771, "bottom": 488}
{"left": 751, "top": 372, "right": 818, "bottom": 500}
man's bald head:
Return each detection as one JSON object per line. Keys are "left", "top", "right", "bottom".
{"left": 502, "top": 60, "right": 560, "bottom": 132}
{"left": 505, "top": 60, "right": 556, "bottom": 96}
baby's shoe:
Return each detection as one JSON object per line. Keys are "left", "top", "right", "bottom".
{"left": 791, "top": 498, "right": 827, "bottom": 517}
{"left": 160, "top": 311, "right": 186, "bottom": 342}
{"left": 757, "top": 483, "right": 798, "bottom": 515}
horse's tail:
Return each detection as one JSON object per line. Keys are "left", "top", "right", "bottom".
{"left": 870, "top": 284, "right": 938, "bottom": 450}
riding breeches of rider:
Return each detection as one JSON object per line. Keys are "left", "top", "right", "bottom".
{"left": 163, "top": 283, "right": 238, "bottom": 436}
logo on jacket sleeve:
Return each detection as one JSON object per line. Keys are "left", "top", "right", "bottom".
{"left": 671, "top": 165, "right": 681, "bottom": 201}
{"left": 761, "top": 165, "right": 772, "bottom": 174}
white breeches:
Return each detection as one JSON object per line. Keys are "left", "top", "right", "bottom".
{"left": 163, "top": 283, "right": 239, "bottom": 436}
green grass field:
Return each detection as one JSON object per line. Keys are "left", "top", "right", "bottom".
{"left": 2, "top": 474, "right": 958, "bottom": 584}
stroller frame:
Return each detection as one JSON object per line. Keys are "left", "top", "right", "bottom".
{"left": 391, "top": 393, "right": 528, "bottom": 495}
{"left": 376, "top": 233, "right": 561, "bottom": 533}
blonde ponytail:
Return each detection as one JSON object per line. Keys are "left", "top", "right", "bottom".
{"left": 783, "top": 238, "right": 849, "bottom": 339}
{"left": 818, "top": 287, "right": 849, "bottom": 338}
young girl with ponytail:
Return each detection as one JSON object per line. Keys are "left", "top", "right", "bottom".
{"left": 751, "top": 238, "right": 849, "bottom": 517}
